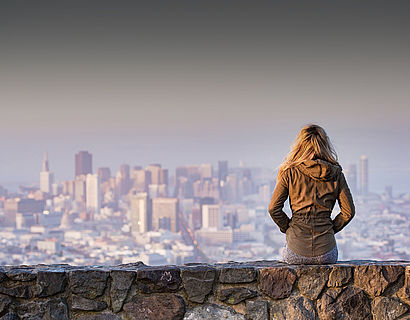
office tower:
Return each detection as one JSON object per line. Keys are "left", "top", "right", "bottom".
{"left": 152, "top": 198, "right": 179, "bottom": 232}
{"left": 360, "top": 156, "right": 368, "bottom": 195}
{"left": 40, "top": 152, "right": 54, "bottom": 193}
{"left": 86, "top": 174, "right": 100, "bottom": 213}
{"left": 146, "top": 164, "right": 161, "bottom": 185}
{"left": 131, "top": 168, "right": 151, "bottom": 192}
{"left": 200, "top": 164, "right": 213, "bottom": 180}
{"left": 74, "top": 175, "right": 86, "bottom": 203}
{"left": 159, "top": 168, "right": 169, "bottom": 185}
{"left": 130, "top": 191, "right": 150, "bottom": 234}
{"left": 75, "top": 151, "right": 92, "bottom": 178}
{"left": 117, "top": 164, "right": 131, "bottom": 196}
{"left": 97, "top": 167, "right": 111, "bottom": 182}
{"left": 218, "top": 161, "right": 228, "bottom": 182}
{"left": 202, "top": 204, "right": 221, "bottom": 230}
{"left": 345, "top": 164, "right": 357, "bottom": 195}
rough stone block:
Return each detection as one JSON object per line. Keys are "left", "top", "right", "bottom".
{"left": 183, "top": 304, "right": 246, "bottom": 320}
{"left": 246, "top": 300, "right": 269, "bottom": 320}
{"left": 16, "top": 297, "right": 68, "bottom": 320}
{"left": 70, "top": 269, "right": 109, "bottom": 299}
{"left": 72, "top": 295, "right": 107, "bottom": 311}
{"left": 136, "top": 266, "right": 182, "bottom": 293}
{"left": 327, "top": 265, "right": 352, "bottom": 287}
{"left": 181, "top": 265, "right": 216, "bottom": 303}
{"left": 317, "top": 286, "right": 371, "bottom": 320}
{"left": 270, "top": 296, "right": 316, "bottom": 320}
{"left": 371, "top": 296, "right": 408, "bottom": 320}
{"left": 35, "top": 270, "right": 67, "bottom": 297}
{"left": 0, "top": 295, "right": 11, "bottom": 314}
{"left": 123, "top": 294, "right": 185, "bottom": 320}
{"left": 217, "top": 287, "right": 257, "bottom": 304}
{"left": 110, "top": 270, "right": 136, "bottom": 312}
{"left": 354, "top": 264, "right": 404, "bottom": 297}
{"left": 0, "top": 284, "right": 33, "bottom": 299}
{"left": 258, "top": 267, "right": 296, "bottom": 300}
{"left": 296, "top": 266, "right": 330, "bottom": 300}
{"left": 219, "top": 267, "right": 257, "bottom": 284}
{"left": 6, "top": 269, "right": 37, "bottom": 282}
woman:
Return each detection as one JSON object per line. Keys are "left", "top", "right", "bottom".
{"left": 268, "top": 124, "right": 355, "bottom": 264}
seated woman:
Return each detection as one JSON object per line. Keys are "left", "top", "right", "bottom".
{"left": 268, "top": 124, "right": 355, "bottom": 264}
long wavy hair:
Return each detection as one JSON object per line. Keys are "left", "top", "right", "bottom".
{"left": 278, "top": 124, "right": 339, "bottom": 175}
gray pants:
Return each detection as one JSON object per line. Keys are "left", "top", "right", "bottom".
{"left": 282, "top": 244, "right": 338, "bottom": 265}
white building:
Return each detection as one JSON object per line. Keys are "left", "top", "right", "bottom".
{"left": 202, "top": 204, "right": 221, "bottom": 230}
{"left": 40, "top": 152, "right": 54, "bottom": 193}
{"left": 130, "top": 191, "right": 149, "bottom": 234}
{"left": 86, "top": 174, "right": 100, "bottom": 213}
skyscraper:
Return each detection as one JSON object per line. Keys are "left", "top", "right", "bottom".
{"left": 218, "top": 161, "right": 228, "bottom": 182}
{"left": 86, "top": 174, "right": 100, "bottom": 213}
{"left": 75, "top": 151, "right": 92, "bottom": 178}
{"left": 360, "top": 156, "right": 368, "bottom": 195}
{"left": 40, "top": 152, "right": 54, "bottom": 193}
{"left": 151, "top": 198, "right": 179, "bottom": 232}
{"left": 202, "top": 204, "right": 221, "bottom": 230}
{"left": 130, "top": 191, "right": 150, "bottom": 234}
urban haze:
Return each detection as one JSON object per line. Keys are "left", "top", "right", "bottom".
{"left": 0, "top": 1, "right": 409, "bottom": 265}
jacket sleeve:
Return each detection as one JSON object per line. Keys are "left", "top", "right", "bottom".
{"left": 332, "top": 172, "right": 355, "bottom": 233}
{"left": 268, "top": 171, "right": 291, "bottom": 233}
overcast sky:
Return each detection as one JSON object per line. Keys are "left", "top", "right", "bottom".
{"left": 1, "top": 1, "right": 409, "bottom": 193}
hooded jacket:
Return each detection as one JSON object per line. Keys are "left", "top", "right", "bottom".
{"left": 268, "top": 159, "right": 355, "bottom": 257}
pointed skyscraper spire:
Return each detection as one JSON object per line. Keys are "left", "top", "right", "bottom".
{"left": 42, "top": 151, "right": 49, "bottom": 172}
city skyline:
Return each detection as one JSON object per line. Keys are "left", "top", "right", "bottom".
{"left": 1, "top": 1, "right": 410, "bottom": 195}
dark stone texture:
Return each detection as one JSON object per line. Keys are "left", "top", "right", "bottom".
{"left": 136, "top": 266, "right": 182, "bottom": 293}
{"left": 6, "top": 269, "right": 37, "bottom": 282}
{"left": 398, "top": 266, "right": 409, "bottom": 304}
{"left": 17, "top": 297, "right": 68, "bottom": 320}
{"left": 258, "top": 267, "right": 296, "bottom": 299}
{"left": 110, "top": 270, "right": 136, "bottom": 312}
{"left": 0, "top": 313, "right": 18, "bottom": 320}
{"left": 328, "top": 265, "right": 352, "bottom": 287}
{"left": 181, "top": 265, "right": 216, "bottom": 303}
{"left": 70, "top": 269, "right": 109, "bottom": 299}
{"left": 271, "top": 296, "right": 316, "bottom": 320}
{"left": 219, "top": 267, "right": 257, "bottom": 284}
{"left": 0, "top": 294, "right": 11, "bottom": 313}
{"left": 354, "top": 265, "right": 404, "bottom": 297}
{"left": 72, "top": 295, "right": 107, "bottom": 311}
{"left": 183, "top": 304, "right": 246, "bottom": 320}
{"left": 123, "top": 294, "right": 186, "bottom": 320}
{"left": 0, "top": 284, "right": 33, "bottom": 298}
{"left": 73, "top": 312, "right": 123, "bottom": 320}
{"left": 317, "top": 286, "right": 371, "bottom": 320}
{"left": 218, "top": 287, "right": 257, "bottom": 304}
{"left": 297, "top": 266, "right": 330, "bottom": 300}
{"left": 35, "top": 270, "right": 67, "bottom": 297}
{"left": 371, "top": 296, "right": 408, "bottom": 320}
{"left": 246, "top": 300, "right": 269, "bottom": 320}
{"left": 0, "top": 271, "right": 6, "bottom": 283}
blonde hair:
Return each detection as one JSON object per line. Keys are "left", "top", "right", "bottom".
{"left": 279, "top": 124, "right": 339, "bottom": 175}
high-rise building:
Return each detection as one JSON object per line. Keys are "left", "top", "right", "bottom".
{"left": 146, "top": 164, "right": 161, "bottom": 185}
{"left": 151, "top": 198, "right": 179, "bottom": 232}
{"left": 345, "top": 164, "right": 357, "bottom": 195}
{"left": 75, "top": 151, "right": 92, "bottom": 178}
{"left": 131, "top": 168, "right": 151, "bottom": 192}
{"left": 40, "top": 152, "right": 54, "bottom": 193}
{"left": 130, "top": 191, "right": 150, "bottom": 234}
{"left": 360, "top": 156, "right": 368, "bottom": 195}
{"left": 218, "top": 161, "right": 228, "bottom": 182}
{"left": 86, "top": 174, "right": 100, "bottom": 213}
{"left": 97, "top": 167, "right": 111, "bottom": 182}
{"left": 200, "top": 164, "right": 213, "bottom": 180}
{"left": 202, "top": 204, "right": 221, "bottom": 230}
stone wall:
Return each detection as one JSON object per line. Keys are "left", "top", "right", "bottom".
{"left": 0, "top": 260, "right": 408, "bottom": 319}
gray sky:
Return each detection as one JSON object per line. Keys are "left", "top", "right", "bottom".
{"left": 1, "top": 1, "right": 409, "bottom": 193}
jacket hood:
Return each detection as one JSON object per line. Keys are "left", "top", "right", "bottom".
{"left": 298, "top": 159, "right": 342, "bottom": 181}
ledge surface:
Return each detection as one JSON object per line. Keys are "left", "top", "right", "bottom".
{"left": 0, "top": 260, "right": 409, "bottom": 319}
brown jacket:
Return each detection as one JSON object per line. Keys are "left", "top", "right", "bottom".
{"left": 268, "top": 159, "right": 355, "bottom": 257}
